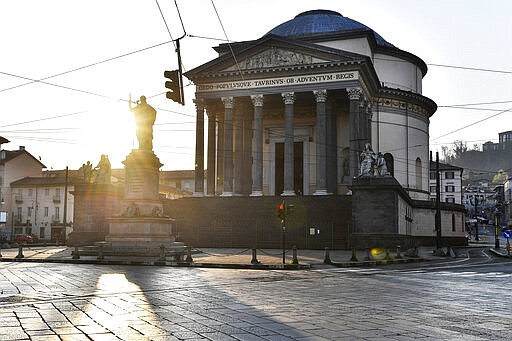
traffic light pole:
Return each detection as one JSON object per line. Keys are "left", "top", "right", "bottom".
{"left": 282, "top": 217, "right": 286, "bottom": 264}
{"left": 175, "top": 38, "right": 184, "bottom": 105}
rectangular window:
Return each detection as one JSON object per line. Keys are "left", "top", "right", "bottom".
{"left": 445, "top": 185, "right": 455, "bottom": 192}
{"left": 445, "top": 171, "right": 454, "bottom": 179}
{"left": 430, "top": 186, "right": 436, "bottom": 193}
{"left": 28, "top": 206, "right": 33, "bottom": 217}
{"left": 429, "top": 172, "right": 436, "bottom": 180}
{"left": 40, "top": 227, "right": 45, "bottom": 239}
{"left": 446, "top": 197, "right": 455, "bottom": 203}
{"left": 16, "top": 207, "right": 22, "bottom": 221}
{"left": 54, "top": 207, "right": 60, "bottom": 220}
{"left": 45, "top": 188, "right": 50, "bottom": 196}
{"left": 28, "top": 188, "right": 33, "bottom": 197}
{"left": 44, "top": 207, "right": 49, "bottom": 217}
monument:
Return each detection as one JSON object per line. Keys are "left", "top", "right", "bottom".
{"left": 104, "top": 96, "right": 176, "bottom": 253}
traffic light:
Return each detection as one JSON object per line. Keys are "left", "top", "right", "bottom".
{"left": 278, "top": 201, "right": 285, "bottom": 221}
{"left": 164, "top": 69, "right": 183, "bottom": 105}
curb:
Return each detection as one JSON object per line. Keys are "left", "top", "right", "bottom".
{"left": 326, "top": 257, "right": 427, "bottom": 268}
{"left": 0, "top": 257, "right": 310, "bottom": 270}
{"left": 488, "top": 248, "right": 512, "bottom": 258}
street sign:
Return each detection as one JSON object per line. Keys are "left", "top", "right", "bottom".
{"left": 503, "top": 230, "right": 511, "bottom": 239}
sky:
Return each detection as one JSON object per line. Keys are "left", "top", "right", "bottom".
{"left": 1, "top": 0, "right": 511, "bottom": 171}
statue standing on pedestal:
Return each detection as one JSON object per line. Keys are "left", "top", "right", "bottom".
{"left": 94, "top": 154, "right": 111, "bottom": 184}
{"left": 129, "top": 95, "right": 157, "bottom": 151}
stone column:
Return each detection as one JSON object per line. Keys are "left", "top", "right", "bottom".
{"left": 281, "top": 92, "right": 295, "bottom": 196}
{"left": 206, "top": 111, "right": 216, "bottom": 196}
{"left": 242, "top": 104, "right": 253, "bottom": 195}
{"left": 233, "top": 107, "right": 243, "bottom": 195}
{"left": 348, "top": 87, "right": 363, "bottom": 179}
{"left": 216, "top": 113, "right": 224, "bottom": 195}
{"left": 313, "top": 89, "right": 328, "bottom": 195}
{"left": 193, "top": 98, "right": 205, "bottom": 196}
{"left": 221, "top": 97, "right": 234, "bottom": 196}
{"left": 250, "top": 95, "right": 264, "bottom": 196}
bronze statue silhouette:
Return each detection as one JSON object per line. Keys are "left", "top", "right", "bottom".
{"left": 129, "top": 95, "right": 157, "bottom": 151}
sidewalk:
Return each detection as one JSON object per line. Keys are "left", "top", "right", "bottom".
{"left": 0, "top": 245, "right": 443, "bottom": 269}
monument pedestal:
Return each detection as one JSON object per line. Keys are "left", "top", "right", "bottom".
{"left": 104, "top": 149, "right": 177, "bottom": 254}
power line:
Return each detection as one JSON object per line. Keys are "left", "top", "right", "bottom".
{"left": 0, "top": 40, "right": 173, "bottom": 94}
{"left": 432, "top": 106, "right": 512, "bottom": 140}
{"left": 0, "top": 111, "right": 87, "bottom": 129}
{"left": 428, "top": 63, "right": 512, "bottom": 74}
{"left": 210, "top": 0, "right": 244, "bottom": 81}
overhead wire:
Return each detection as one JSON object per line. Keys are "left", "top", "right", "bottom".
{"left": 0, "top": 40, "right": 173, "bottom": 94}
{"left": 210, "top": 0, "right": 244, "bottom": 81}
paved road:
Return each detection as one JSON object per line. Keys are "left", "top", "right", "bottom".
{"left": 1, "top": 249, "right": 511, "bottom": 340}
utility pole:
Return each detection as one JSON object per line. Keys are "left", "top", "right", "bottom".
{"left": 62, "top": 166, "right": 69, "bottom": 243}
{"left": 474, "top": 195, "right": 479, "bottom": 241}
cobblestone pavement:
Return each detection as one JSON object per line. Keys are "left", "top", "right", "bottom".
{"left": 1, "top": 257, "right": 512, "bottom": 340}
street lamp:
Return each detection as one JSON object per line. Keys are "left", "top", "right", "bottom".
{"left": 494, "top": 208, "right": 501, "bottom": 249}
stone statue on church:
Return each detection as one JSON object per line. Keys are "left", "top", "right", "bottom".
{"left": 129, "top": 95, "right": 157, "bottom": 151}
{"left": 359, "top": 143, "right": 390, "bottom": 177}
{"left": 359, "top": 143, "right": 376, "bottom": 177}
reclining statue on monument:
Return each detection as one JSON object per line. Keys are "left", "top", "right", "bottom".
{"left": 129, "top": 95, "right": 157, "bottom": 151}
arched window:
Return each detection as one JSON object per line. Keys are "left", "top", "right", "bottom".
{"left": 452, "top": 214, "right": 456, "bottom": 232}
{"left": 415, "top": 158, "right": 422, "bottom": 190}
{"left": 383, "top": 153, "right": 394, "bottom": 177}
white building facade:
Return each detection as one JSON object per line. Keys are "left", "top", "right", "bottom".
{"left": 185, "top": 10, "right": 436, "bottom": 200}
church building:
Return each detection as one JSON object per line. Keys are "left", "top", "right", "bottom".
{"left": 172, "top": 9, "right": 467, "bottom": 249}
{"left": 185, "top": 10, "right": 436, "bottom": 200}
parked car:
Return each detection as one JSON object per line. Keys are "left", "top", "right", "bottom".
{"left": 15, "top": 235, "right": 33, "bottom": 244}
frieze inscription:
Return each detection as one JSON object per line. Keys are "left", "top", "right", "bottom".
{"left": 196, "top": 71, "right": 358, "bottom": 93}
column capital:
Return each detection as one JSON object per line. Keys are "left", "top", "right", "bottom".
{"left": 281, "top": 92, "right": 295, "bottom": 105}
{"left": 250, "top": 94, "right": 264, "bottom": 107}
{"left": 221, "top": 96, "right": 234, "bottom": 109}
{"left": 313, "top": 89, "right": 327, "bottom": 103}
{"left": 193, "top": 98, "right": 205, "bottom": 109}
{"left": 347, "top": 87, "right": 362, "bottom": 101}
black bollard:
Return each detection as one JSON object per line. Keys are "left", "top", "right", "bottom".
{"left": 364, "top": 249, "right": 372, "bottom": 261}
{"left": 323, "top": 247, "right": 332, "bottom": 264}
{"left": 185, "top": 246, "right": 193, "bottom": 263}
{"left": 384, "top": 248, "right": 391, "bottom": 261}
{"left": 395, "top": 246, "right": 402, "bottom": 259}
{"left": 291, "top": 245, "right": 299, "bottom": 265}
{"left": 97, "top": 244, "right": 104, "bottom": 260}
{"left": 16, "top": 245, "right": 24, "bottom": 259}
{"left": 350, "top": 247, "right": 358, "bottom": 262}
{"left": 72, "top": 245, "right": 80, "bottom": 260}
{"left": 251, "top": 248, "right": 260, "bottom": 264}
{"left": 159, "top": 244, "right": 166, "bottom": 261}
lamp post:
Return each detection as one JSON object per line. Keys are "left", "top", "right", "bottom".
{"left": 495, "top": 208, "right": 501, "bottom": 249}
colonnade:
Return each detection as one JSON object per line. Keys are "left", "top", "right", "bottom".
{"left": 193, "top": 87, "right": 370, "bottom": 197}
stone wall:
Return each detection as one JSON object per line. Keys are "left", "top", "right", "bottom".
{"left": 68, "top": 184, "right": 124, "bottom": 245}
{"left": 163, "top": 195, "right": 352, "bottom": 249}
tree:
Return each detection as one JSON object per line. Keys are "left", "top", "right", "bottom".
{"left": 492, "top": 169, "right": 508, "bottom": 184}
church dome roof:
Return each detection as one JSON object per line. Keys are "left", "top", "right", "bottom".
{"left": 266, "top": 10, "right": 394, "bottom": 48}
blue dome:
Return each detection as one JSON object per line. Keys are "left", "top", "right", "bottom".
{"left": 266, "top": 10, "right": 394, "bottom": 48}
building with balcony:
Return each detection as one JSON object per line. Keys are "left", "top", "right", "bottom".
{"left": 9, "top": 172, "right": 78, "bottom": 242}
{"left": 0, "top": 140, "right": 46, "bottom": 240}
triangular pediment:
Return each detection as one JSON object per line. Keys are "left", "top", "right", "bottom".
{"left": 185, "top": 35, "right": 368, "bottom": 79}
{"left": 223, "top": 46, "right": 336, "bottom": 72}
